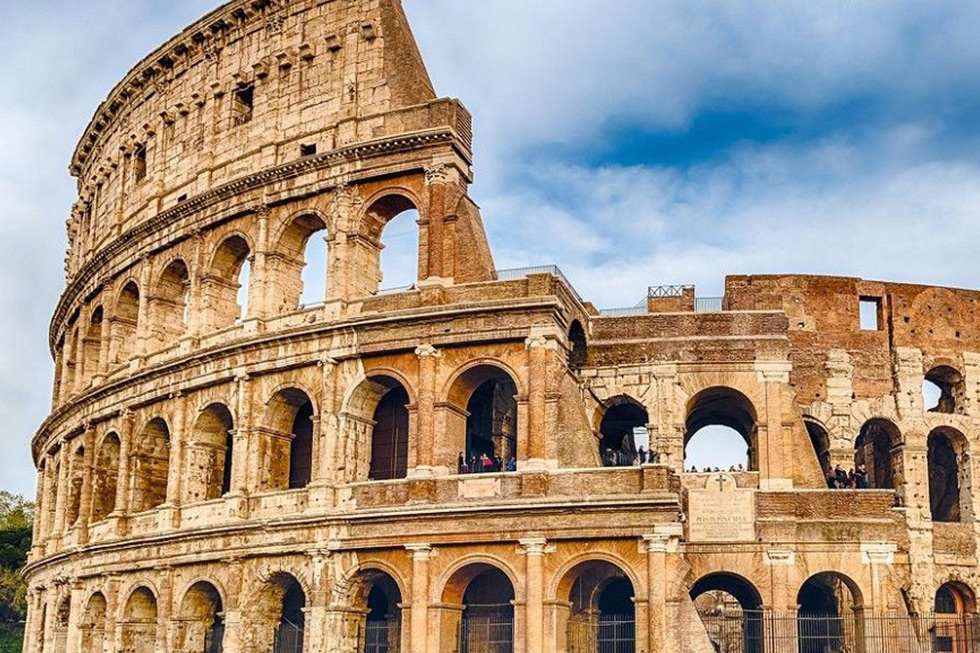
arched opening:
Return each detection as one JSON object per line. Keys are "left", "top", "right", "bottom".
{"left": 924, "top": 366, "right": 965, "bottom": 414}
{"left": 684, "top": 387, "right": 757, "bottom": 472}
{"left": 185, "top": 404, "right": 235, "bottom": 503}
{"left": 448, "top": 566, "right": 515, "bottom": 653}
{"left": 935, "top": 582, "right": 977, "bottom": 653}
{"left": 263, "top": 389, "right": 315, "bottom": 490}
{"left": 690, "top": 573, "right": 763, "bottom": 653}
{"left": 352, "top": 571, "right": 403, "bottom": 653}
{"left": 364, "top": 194, "right": 420, "bottom": 295}
{"left": 66, "top": 445, "right": 85, "bottom": 527}
{"left": 854, "top": 419, "right": 903, "bottom": 490}
{"left": 153, "top": 259, "right": 190, "bottom": 347}
{"left": 370, "top": 385, "right": 410, "bottom": 481}
{"left": 568, "top": 320, "right": 587, "bottom": 371}
{"left": 206, "top": 236, "right": 251, "bottom": 330}
{"left": 804, "top": 417, "right": 831, "bottom": 478}
{"left": 120, "top": 587, "right": 158, "bottom": 653}
{"left": 448, "top": 365, "right": 518, "bottom": 474}
{"left": 112, "top": 282, "right": 140, "bottom": 363}
{"left": 132, "top": 418, "right": 171, "bottom": 512}
{"left": 81, "top": 306, "right": 103, "bottom": 385}
{"left": 929, "top": 427, "right": 970, "bottom": 523}
{"left": 91, "top": 433, "right": 120, "bottom": 522}
{"left": 797, "top": 573, "right": 862, "bottom": 653}
{"left": 53, "top": 595, "right": 71, "bottom": 653}
{"left": 277, "top": 214, "right": 329, "bottom": 309}
{"left": 176, "top": 582, "right": 224, "bottom": 653}
{"left": 251, "top": 573, "right": 306, "bottom": 653}
{"left": 343, "top": 375, "right": 413, "bottom": 482}
{"left": 560, "top": 560, "right": 636, "bottom": 653}
{"left": 598, "top": 399, "right": 649, "bottom": 468}
{"left": 79, "top": 592, "right": 107, "bottom": 653}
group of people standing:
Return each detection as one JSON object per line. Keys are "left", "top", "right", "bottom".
{"left": 602, "top": 446, "right": 661, "bottom": 467}
{"left": 457, "top": 452, "right": 517, "bottom": 475}
{"left": 825, "top": 463, "right": 869, "bottom": 489}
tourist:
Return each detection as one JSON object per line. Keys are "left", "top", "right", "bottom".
{"left": 638, "top": 447, "right": 647, "bottom": 465}
{"left": 855, "top": 464, "right": 869, "bottom": 489}
{"left": 457, "top": 452, "right": 467, "bottom": 475}
{"left": 507, "top": 457, "right": 517, "bottom": 472}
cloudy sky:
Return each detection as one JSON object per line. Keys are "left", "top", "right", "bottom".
{"left": 2, "top": 0, "right": 979, "bottom": 494}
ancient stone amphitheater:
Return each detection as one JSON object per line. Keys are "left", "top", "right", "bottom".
{"left": 23, "top": 1, "right": 980, "bottom": 652}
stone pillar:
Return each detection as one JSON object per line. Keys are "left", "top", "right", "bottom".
{"left": 156, "top": 568, "right": 174, "bottom": 653}
{"left": 77, "top": 428, "right": 96, "bottom": 544}
{"left": 406, "top": 544, "right": 433, "bottom": 653}
{"left": 423, "top": 164, "right": 450, "bottom": 281}
{"left": 250, "top": 209, "right": 270, "bottom": 319}
{"left": 524, "top": 335, "right": 551, "bottom": 471}
{"left": 53, "top": 446, "right": 69, "bottom": 539}
{"left": 233, "top": 374, "right": 253, "bottom": 496}
{"left": 112, "top": 411, "right": 134, "bottom": 534}
{"left": 135, "top": 260, "right": 152, "bottom": 358}
{"left": 412, "top": 346, "right": 441, "bottom": 477}
{"left": 31, "top": 461, "right": 47, "bottom": 556}
{"left": 65, "top": 581, "right": 85, "bottom": 653}
{"left": 764, "top": 549, "right": 798, "bottom": 650}
{"left": 165, "top": 392, "right": 187, "bottom": 507}
{"left": 221, "top": 560, "right": 245, "bottom": 653}
{"left": 861, "top": 542, "right": 897, "bottom": 612}
{"left": 519, "top": 539, "right": 548, "bottom": 653}
{"left": 756, "top": 362, "right": 793, "bottom": 490}
{"left": 187, "top": 232, "right": 207, "bottom": 340}
{"left": 644, "top": 534, "right": 668, "bottom": 653}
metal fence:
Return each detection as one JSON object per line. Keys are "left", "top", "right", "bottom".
{"left": 364, "top": 617, "right": 402, "bottom": 653}
{"left": 698, "top": 611, "right": 980, "bottom": 653}
{"left": 459, "top": 606, "right": 514, "bottom": 653}
{"left": 567, "top": 614, "right": 636, "bottom": 653}
{"left": 273, "top": 621, "right": 304, "bottom": 653}
{"left": 695, "top": 297, "right": 725, "bottom": 312}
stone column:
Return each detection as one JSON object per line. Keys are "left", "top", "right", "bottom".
{"left": 77, "top": 428, "right": 96, "bottom": 544}
{"left": 135, "top": 260, "right": 152, "bottom": 359}
{"left": 764, "top": 549, "right": 798, "bottom": 650}
{"left": 412, "top": 346, "right": 441, "bottom": 477}
{"left": 524, "top": 335, "right": 550, "bottom": 471}
{"left": 643, "top": 534, "right": 668, "bottom": 653}
{"left": 52, "top": 446, "right": 69, "bottom": 540}
{"left": 233, "top": 374, "right": 253, "bottom": 497}
{"left": 861, "top": 542, "right": 897, "bottom": 612}
{"left": 187, "top": 231, "right": 206, "bottom": 340}
{"left": 31, "top": 461, "right": 47, "bottom": 556}
{"left": 405, "top": 544, "right": 433, "bottom": 653}
{"left": 423, "top": 165, "right": 450, "bottom": 281}
{"left": 65, "top": 581, "right": 85, "bottom": 653}
{"left": 221, "top": 559, "right": 245, "bottom": 653}
{"left": 250, "top": 209, "right": 270, "bottom": 319}
{"left": 519, "top": 539, "right": 548, "bottom": 653}
{"left": 112, "top": 410, "right": 134, "bottom": 535}
{"left": 156, "top": 568, "right": 174, "bottom": 653}
{"left": 165, "top": 392, "right": 187, "bottom": 507}
{"left": 756, "top": 362, "right": 793, "bottom": 490}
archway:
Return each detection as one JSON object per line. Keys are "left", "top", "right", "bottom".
{"left": 132, "top": 418, "right": 171, "bottom": 512}
{"left": 690, "top": 573, "right": 763, "bottom": 653}
{"left": 568, "top": 321, "right": 587, "bottom": 371}
{"left": 82, "top": 306, "right": 103, "bottom": 383}
{"left": 263, "top": 389, "right": 315, "bottom": 490}
{"left": 176, "top": 581, "right": 224, "bottom": 653}
{"left": 121, "top": 587, "right": 158, "bottom": 653}
{"left": 924, "top": 366, "right": 965, "bottom": 414}
{"left": 112, "top": 282, "right": 140, "bottom": 363}
{"left": 185, "top": 404, "right": 234, "bottom": 503}
{"left": 797, "top": 573, "right": 863, "bottom": 653}
{"left": 251, "top": 573, "right": 306, "bottom": 653}
{"left": 684, "top": 387, "right": 757, "bottom": 472}
{"left": 448, "top": 365, "right": 519, "bottom": 474}
{"left": 598, "top": 398, "right": 648, "bottom": 467}
{"left": 275, "top": 213, "right": 329, "bottom": 309}
{"left": 350, "top": 571, "right": 403, "bottom": 653}
{"left": 935, "top": 582, "right": 977, "bottom": 653}
{"left": 804, "top": 417, "right": 832, "bottom": 480}
{"left": 206, "top": 235, "right": 251, "bottom": 330}
{"left": 344, "top": 375, "right": 412, "bottom": 482}
{"left": 929, "top": 427, "right": 970, "bottom": 523}
{"left": 368, "top": 194, "right": 419, "bottom": 293}
{"left": 65, "top": 445, "right": 85, "bottom": 527}
{"left": 445, "top": 565, "right": 515, "bottom": 653}
{"left": 91, "top": 433, "right": 120, "bottom": 522}
{"left": 560, "top": 560, "right": 636, "bottom": 653}
{"left": 79, "top": 592, "right": 107, "bottom": 653}
{"left": 153, "top": 259, "right": 190, "bottom": 346}
{"left": 854, "top": 419, "right": 903, "bottom": 490}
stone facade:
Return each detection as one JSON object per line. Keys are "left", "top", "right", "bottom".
{"left": 24, "top": 1, "right": 980, "bottom": 652}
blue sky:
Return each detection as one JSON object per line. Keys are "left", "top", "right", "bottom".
{"left": 2, "top": 0, "right": 980, "bottom": 494}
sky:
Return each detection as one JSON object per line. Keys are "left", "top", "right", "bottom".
{"left": 2, "top": 0, "right": 979, "bottom": 494}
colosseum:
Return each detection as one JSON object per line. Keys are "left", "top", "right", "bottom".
{"left": 21, "top": 1, "right": 980, "bottom": 652}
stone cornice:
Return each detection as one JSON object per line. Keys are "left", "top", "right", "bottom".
{"left": 51, "top": 127, "right": 463, "bottom": 353}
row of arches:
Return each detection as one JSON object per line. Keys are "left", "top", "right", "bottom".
{"left": 55, "top": 196, "right": 421, "bottom": 404}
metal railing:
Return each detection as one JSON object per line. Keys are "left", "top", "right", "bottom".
{"left": 364, "top": 617, "right": 402, "bottom": 653}
{"left": 567, "top": 614, "right": 636, "bottom": 653}
{"left": 459, "top": 606, "right": 514, "bottom": 653}
{"left": 495, "top": 265, "right": 584, "bottom": 304}
{"left": 698, "top": 611, "right": 980, "bottom": 653}
{"left": 649, "top": 284, "right": 693, "bottom": 298}
{"left": 273, "top": 621, "right": 305, "bottom": 653}
{"left": 695, "top": 297, "right": 724, "bottom": 312}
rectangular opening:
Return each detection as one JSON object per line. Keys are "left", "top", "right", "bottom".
{"left": 134, "top": 145, "right": 147, "bottom": 182}
{"left": 233, "top": 84, "right": 254, "bottom": 125}
{"left": 177, "top": 194, "right": 188, "bottom": 203}
{"left": 859, "top": 297, "right": 882, "bottom": 331}
{"left": 300, "top": 143, "right": 317, "bottom": 157}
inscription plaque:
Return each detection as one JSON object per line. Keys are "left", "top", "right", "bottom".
{"left": 688, "top": 473, "right": 756, "bottom": 543}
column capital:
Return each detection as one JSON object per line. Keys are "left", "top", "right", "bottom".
{"left": 415, "top": 344, "right": 442, "bottom": 359}
{"left": 405, "top": 543, "right": 434, "bottom": 559}
{"left": 861, "top": 542, "right": 897, "bottom": 565}
{"left": 518, "top": 538, "right": 552, "bottom": 556}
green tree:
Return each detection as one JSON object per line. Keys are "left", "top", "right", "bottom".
{"left": 0, "top": 493, "right": 33, "bottom": 626}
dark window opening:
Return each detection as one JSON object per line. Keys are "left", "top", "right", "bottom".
{"left": 859, "top": 297, "right": 882, "bottom": 331}
{"left": 928, "top": 429, "right": 965, "bottom": 523}
{"left": 288, "top": 401, "right": 314, "bottom": 489}
{"left": 369, "top": 387, "right": 410, "bottom": 481}
{"left": 599, "top": 401, "right": 649, "bottom": 467}
{"left": 300, "top": 143, "right": 317, "bottom": 157}
{"left": 233, "top": 85, "right": 254, "bottom": 125}
{"left": 134, "top": 146, "right": 147, "bottom": 182}
{"left": 464, "top": 379, "right": 517, "bottom": 473}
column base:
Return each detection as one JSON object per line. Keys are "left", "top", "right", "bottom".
{"left": 520, "top": 458, "right": 557, "bottom": 473}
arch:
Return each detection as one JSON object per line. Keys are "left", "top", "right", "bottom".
{"left": 568, "top": 320, "right": 587, "bottom": 371}
{"left": 91, "top": 432, "right": 120, "bottom": 522}
{"left": 690, "top": 573, "right": 763, "bottom": 653}
{"left": 176, "top": 581, "right": 224, "bottom": 653}
{"left": 121, "top": 586, "right": 158, "bottom": 653}
{"left": 275, "top": 212, "right": 330, "bottom": 309}
{"left": 928, "top": 427, "right": 971, "bottom": 523}
{"left": 206, "top": 235, "right": 252, "bottom": 330}
{"left": 112, "top": 281, "right": 140, "bottom": 363}
{"left": 363, "top": 192, "right": 421, "bottom": 295}
{"left": 342, "top": 373, "right": 414, "bottom": 482}
{"left": 558, "top": 559, "right": 636, "bottom": 653}
{"left": 924, "top": 365, "right": 965, "bottom": 414}
{"left": 249, "top": 572, "right": 306, "bottom": 653}
{"left": 797, "top": 572, "right": 864, "bottom": 653}
{"left": 262, "top": 388, "right": 316, "bottom": 490}
{"left": 684, "top": 386, "right": 758, "bottom": 471}
{"left": 131, "top": 417, "right": 170, "bottom": 512}
{"left": 79, "top": 592, "right": 107, "bottom": 653}
{"left": 598, "top": 396, "right": 648, "bottom": 467}
{"left": 342, "top": 568, "right": 404, "bottom": 653}
{"left": 803, "top": 416, "right": 832, "bottom": 479}
{"left": 441, "top": 563, "right": 516, "bottom": 653}
{"left": 854, "top": 418, "right": 903, "bottom": 490}
{"left": 447, "top": 363, "right": 520, "bottom": 473}
{"left": 936, "top": 582, "right": 977, "bottom": 615}
{"left": 153, "top": 258, "right": 191, "bottom": 346}
{"left": 935, "top": 581, "right": 977, "bottom": 653}
{"left": 81, "top": 305, "right": 104, "bottom": 385}
{"left": 185, "top": 404, "right": 235, "bottom": 503}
